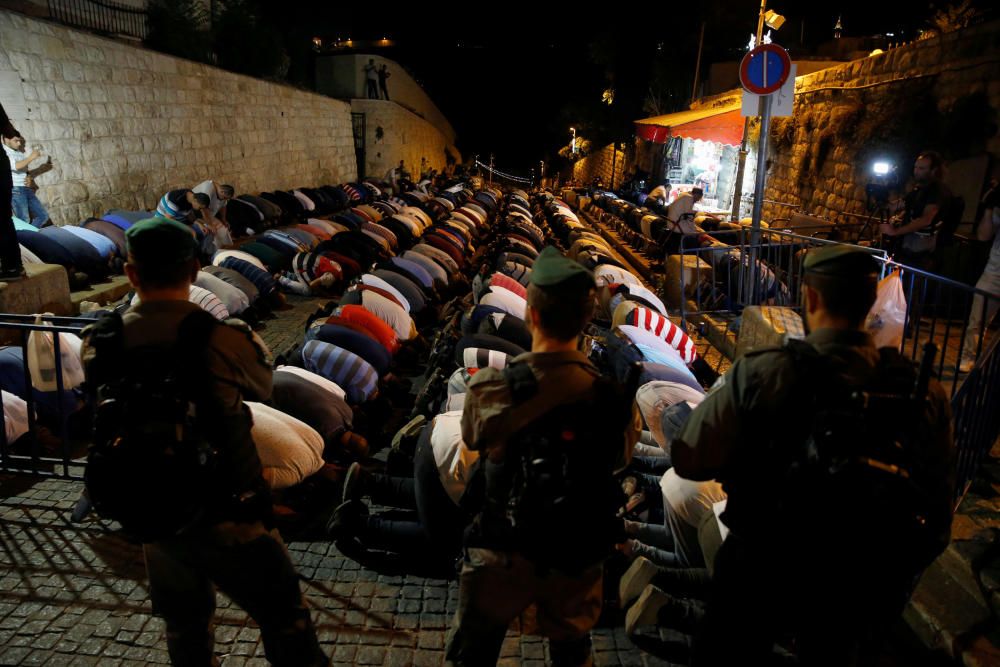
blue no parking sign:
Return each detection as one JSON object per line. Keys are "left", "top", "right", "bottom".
{"left": 740, "top": 44, "right": 791, "bottom": 95}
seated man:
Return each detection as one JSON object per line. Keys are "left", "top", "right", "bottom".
{"left": 193, "top": 180, "right": 235, "bottom": 250}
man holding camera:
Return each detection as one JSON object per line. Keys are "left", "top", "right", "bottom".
{"left": 880, "top": 151, "right": 951, "bottom": 269}
{"left": 2, "top": 130, "right": 52, "bottom": 229}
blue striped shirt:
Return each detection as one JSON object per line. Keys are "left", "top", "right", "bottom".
{"left": 302, "top": 340, "right": 378, "bottom": 405}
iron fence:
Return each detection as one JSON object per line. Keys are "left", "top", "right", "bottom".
{"left": 677, "top": 228, "right": 1000, "bottom": 504}
{"left": 0, "top": 313, "right": 92, "bottom": 480}
{"left": 47, "top": 0, "right": 148, "bottom": 41}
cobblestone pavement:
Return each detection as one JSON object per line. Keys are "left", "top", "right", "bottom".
{"left": 0, "top": 476, "right": 683, "bottom": 666}
{"left": 0, "top": 294, "right": 684, "bottom": 666}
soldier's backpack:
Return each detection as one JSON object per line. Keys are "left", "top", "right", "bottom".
{"left": 83, "top": 309, "right": 222, "bottom": 543}
{"left": 469, "top": 361, "right": 637, "bottom": 572}
{"left": 773, "top": 339, "right": 948, "bottom": 572}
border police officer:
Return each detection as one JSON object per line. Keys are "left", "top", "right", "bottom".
{"left": 672, "top": 245, "right": 955, "bottom": 666}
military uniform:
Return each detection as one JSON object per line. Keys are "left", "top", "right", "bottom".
{"left": 445, "top": 247, "right": 641, "bottom": 667}
{"left": 83, "top": 220, "right": 327, "bottom": 667}
{"left": 672, "top": 245, "right": 955, "bottom": 666}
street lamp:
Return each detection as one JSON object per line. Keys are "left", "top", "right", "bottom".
{"left": 764, "top": 9, "right": 785, "bottom": 31}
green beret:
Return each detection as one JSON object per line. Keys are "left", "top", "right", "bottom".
{"left": 803, "top": 244, "right": 880, "bottom": 277}
{"left": 529, "top": 246, "right": 594, "bottom": 288}
{"left": 125, "top": 217, "right": 197, "bottom": 265}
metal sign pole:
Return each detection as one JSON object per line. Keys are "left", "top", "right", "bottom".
{"left": 750, "top": 93, "right": 772, "bottom": 246}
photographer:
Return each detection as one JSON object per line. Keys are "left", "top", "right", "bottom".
{"left": 880, "top": 151, "right": 951, "bottom": 269}
{"left": 2, "top": 131, "right": 52, "bottom": 229}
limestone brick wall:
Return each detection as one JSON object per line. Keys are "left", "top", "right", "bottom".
{"left": 0, "top": 10, "right": 357, "bottom": 225}
{"left": 352, "top": 99, "right": 460, "bottom": 181}
{"left": 572, "top": 144, "right": 626, "bottom": 188}
{"left": 762, "top": 20, "right": 1000, "bottom": 224}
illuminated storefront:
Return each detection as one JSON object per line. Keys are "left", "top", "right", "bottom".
{"left": 633, "top": 99, "right": 750, "bottom": 216}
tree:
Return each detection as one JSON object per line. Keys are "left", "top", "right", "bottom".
{"left": 212, "top": 0, "right": 288, "bottom": 79}
{"left": 929, "top": 0, "right": 987, "bottom": 33}
{"left": 145, "top": 0, "right": 211, "bottom": 64}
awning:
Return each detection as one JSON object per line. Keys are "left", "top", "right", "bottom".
{"left": 635, "top": 103, "right": 744, "bottom": 146}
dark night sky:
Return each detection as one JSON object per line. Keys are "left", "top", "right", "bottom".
{"left": 264, "top": 0, "right": 994, "bottom": 176}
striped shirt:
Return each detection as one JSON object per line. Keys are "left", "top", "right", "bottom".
{"left": 219, "top": 257, "right": 277, "bottom": 296}
{"left": 623, "top": 306, "right": 698, "bottom": 364}
{"left": 187, "top": 285, "right": 230, "bottom": 320}
{"left": 302, "top": 340, "right": 378, "bottom": 405}
{"left": 362, "top": 221, "right": 398, "bottom": 250}
{"left": 293, "top": 252, "right": 343, "bottom": 284}
{"left": 130, "top": 285, "right": 230, "bottom": 320}
{"left": 617, "top": 325, "right": 693, "bottom": 377}
{"left": 462, "top": 347, "right": 511, "bottom": 371}
{"left": 156, "top": 190, "right": 193, "bottom": 221}
{"left": 488, "top": 273, "right": 527, "bottom": 299}
{"left": 499, "top": 261, "right": 532, "bottom": 286}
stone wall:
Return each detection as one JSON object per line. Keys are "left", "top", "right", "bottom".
{"left": 352, "top": 99, "right": 460, "bottom": 181}
{"left": 571, "top": 143, "right": 626, "bottom": 188}
{"left": 316, "top": 54, "right": 457, "bottom": 144}
{"left": 0, "top": 10, "right": 358, "bottom": 225}
{"left": 762, "top": 20, "right": 1000, "bottom": 225}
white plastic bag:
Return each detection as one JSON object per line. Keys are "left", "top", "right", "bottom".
{"left": 27, "top": 314, "right": 85, "bottom": 392}
{"left": 866, "top": 271, "right": 907, "bottom": 349}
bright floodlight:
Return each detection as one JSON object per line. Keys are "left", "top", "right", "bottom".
{"left": 764, "top": 10, "right": 786, "bottom": 31}
{"left": 873, "top": 161, "right": 891, "bottom": 176}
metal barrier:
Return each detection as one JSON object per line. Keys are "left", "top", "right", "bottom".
{"left": 594, "top": 195, "right": 1000, "bottom": 504}
{"left": 0, "top": 314, "right": 92, "bottom": 480}
{"left": 47, "top": 0, "right": 148, "bottom": 40}
{"left": 951, "top": 330, "right": 1000, "bottom": 502}
{"left": 678, "top": 228, "right": 1000, "bottom": 503}
{"left": 678, "top": 229, "right": 887, "bottom": 326}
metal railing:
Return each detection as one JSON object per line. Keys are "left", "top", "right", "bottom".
{"left": 47, "top": 0, "right": 148, "bottom": 41}
{"left": 0, "top": 314, "right": 92, "bottom": 480}
{"left": 952, "top": 330, "right": 1000, "bottom": 502}
{"left": 678, "top": 229, "right": 888, "bottom": 325}
{"left": 676, "top": 228, "right": 1000, "bottom": 503}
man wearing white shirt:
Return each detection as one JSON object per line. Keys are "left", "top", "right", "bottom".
{"left": 666, "top": 188, "right": 704, "bottom": 235}
{"left": 648, "top": 182, "right": 670, "bottom": 206}
{"left": 3, "top": 133, "right": 51, "bottom": 229}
